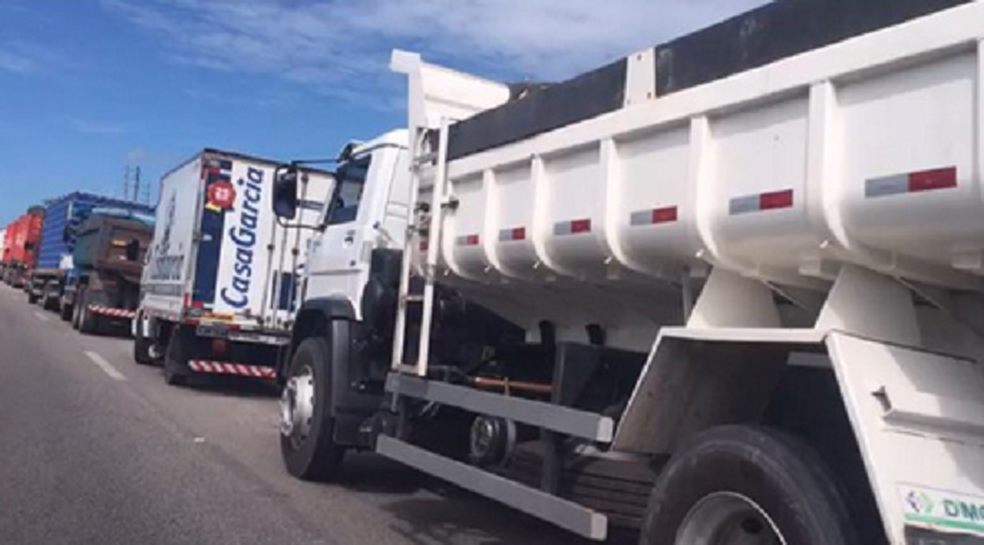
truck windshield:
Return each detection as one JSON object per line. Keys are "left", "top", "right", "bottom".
{"left": 326, "top": 156, "right": 371, "bottom": 226}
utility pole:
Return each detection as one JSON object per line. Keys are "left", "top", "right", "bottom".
{"left": 121, "top": 165, "right": 148, "bottom": 203}
{"left": 123, "top": 166, "right": 131, "bottom": 201}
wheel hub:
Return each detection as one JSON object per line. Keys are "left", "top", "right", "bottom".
{"left": 280, "top": 366, "right": 315, "bottom": 446}
{"left": 676, "top": 492, "right": 786, "bottom": 545}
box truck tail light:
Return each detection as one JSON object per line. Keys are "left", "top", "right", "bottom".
{"left": 553, "top": 219, "right": 593, "bottom": 236}
{"left": 630, "top": 206, "right": 679, "bottom": 226}
{"left": 498, "top": 227, "right": 527, "bottom": 242}
{"left": 730, "top": 189, "right": 795, "bottom": 215}
{"left": 865, "top": 166, "right": 958, "bottom": 198}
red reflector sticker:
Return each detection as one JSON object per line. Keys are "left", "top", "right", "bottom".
{"left": 652, "top": 207, "right": 678, "bottom": 224}
{"left": 759, "top": 190, "right": 794, "bottom": 211}
{"left": 909, "top": 167, "right": 957, "bottom": 193}
{"left": 456, "top": 234, "right": 480, "bottom": 247}
{"left": 571, "top": 219, "right": 592, "bottom": 234}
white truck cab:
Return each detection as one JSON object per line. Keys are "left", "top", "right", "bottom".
{"left": 299, "top": 131, "right": 411, "bottom": 319}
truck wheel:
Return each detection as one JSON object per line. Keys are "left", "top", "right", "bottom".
{"left": 59, "top": 301, "right": 72, "bottom": 322}
{"left": 71, "top": 293, "right": 82, "bottom": 330}
{"left": 77, "top": 290, "right": 101, "bottom": 335}
{"left": 280, "top": 336, "right": 345, "bottom": 482}
{"left": 640, "top": 426, "right": 860, "bottom": 545}
{"left": 132, "top": 314, "right": 155, "bottom": 366}
{"left": 133, "top": 337, "right": 154, "bottom": 366}
{"left": 163, "top": 327, "right": 190, "bottom": 386}
{"left": 43, "top": 284, "right": 59, "bottom": 311}
{"left": 27, "top": 286, "right": 39, "bottom": 305}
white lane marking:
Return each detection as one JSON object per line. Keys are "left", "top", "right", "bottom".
{"left": 34, "top": 311, "right": 49, "bottom": 322}
{"left": 84, "top": 351, "right": 127, "bottom": 381}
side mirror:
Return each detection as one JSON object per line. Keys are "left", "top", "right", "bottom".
{"left": 273, "top": 166, "right": 300, "bottom": 220}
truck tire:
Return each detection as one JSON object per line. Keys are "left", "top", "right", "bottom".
{"left": 27, "top": 285, "right": 39, "bottom": 305}
{"left": 77, "top": 289, "right": 101, "bottom": 335}
{"left": 132, "top": 314, "right": 155, "bottom": 366}
{"left": 59, "top": 300, "right": 72, "bottom": 322}
{"left": 280, "top": 336, "right": 345, "bottom": 482}
{"left": 133, "top": 337, "right": 155, "bottom": 366}
{"left": 71, "top": 293, "right": 82, "bottom": 330}
{"left": 163, "top": 326, "right": 190, "bottom": 386}
{"left": 42, "top": 283, "right": 59, "bottom": 312}
{"left": 640, "top": 426, "right": 860, "bottom": 545}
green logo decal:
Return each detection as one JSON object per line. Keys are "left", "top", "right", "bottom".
{"left": 901, "top": 485, "right": 984, "bottom": 537}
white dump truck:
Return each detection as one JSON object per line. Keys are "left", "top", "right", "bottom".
{"left": 273, "top": 1, "right": 984, "bottom": 543}
{"left": 134, "top": 149, "right": 333, "bottom": 384}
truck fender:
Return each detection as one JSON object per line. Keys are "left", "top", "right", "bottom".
{"left": 283, "top": 297, "right": 355, "bottom": 378}
{"left": 286, "top": 301, "right": 379, "bottom": 416}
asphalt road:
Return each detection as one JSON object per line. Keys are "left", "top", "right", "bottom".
{"left": 0, "top": 284, "right": 629, "bottom": 545}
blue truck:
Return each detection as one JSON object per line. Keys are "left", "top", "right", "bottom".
{"left": 29, "top": 192, "right": 154, "bottom": 333}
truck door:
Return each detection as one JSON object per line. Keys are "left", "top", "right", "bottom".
{"left": 304, "top": 156, "right": 373, "bottom": 313}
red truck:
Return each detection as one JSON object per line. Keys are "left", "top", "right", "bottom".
{"left": 3, "top": 208, "right": 43, "bottom": 288}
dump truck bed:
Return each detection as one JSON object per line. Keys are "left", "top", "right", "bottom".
{"left": 399, "top": 1, "right": 984, "bottom": 356}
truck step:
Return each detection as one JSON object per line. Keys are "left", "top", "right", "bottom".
{"left": 386, "top": 373, "right": 615, "bottom": 442}
{"left": 376, "top": 435, "right": 608, "bottom": 540}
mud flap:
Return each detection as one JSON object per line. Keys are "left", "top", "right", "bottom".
{"left": 827, "top": 332, "right": 984, "bottom": 543}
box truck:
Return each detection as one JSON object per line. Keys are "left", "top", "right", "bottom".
{"left": 134, "top": 149, "right": 333, "bottom": 385}
{"left": 2, "top": 208, "right": 43, "bottom": 288}
{"left": 28, "top": 192, "right": 153, "bottom": 312}
{"left": 63, "top": 209, "right": 155, "bottom": 335}
{"left": 271, "top": 1, "right": 984, "bottom": 543}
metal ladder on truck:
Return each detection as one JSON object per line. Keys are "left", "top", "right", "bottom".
{"left": 380, "top": 118, "right": 614, "bottom": 540}
{"left": 390, "top": 118, "right": 452, "bottom": 378}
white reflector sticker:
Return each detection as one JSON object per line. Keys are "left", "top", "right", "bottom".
{"left": 553, "top": 219, "right": 592, "bottom": 236}
{"left": 498, "top": 227, "right": 526, "bottom": 242}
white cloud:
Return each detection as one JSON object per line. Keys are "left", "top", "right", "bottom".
{"left": 104, "top": 0, "right": 768, "bottom": 99}
{"left": 0, "top": 41, "right": 69, "bottom": 76}
{"left": 0, "top": 50, "right": 35, "bottom": 74}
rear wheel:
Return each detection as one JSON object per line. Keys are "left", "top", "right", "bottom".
{"left": 132, "top": 313, "right": 154, "bottom": 365}
{"left": 77, "top": 289, "right": 100, "bottom": 335}
{"left": 26, "top": 284, "right": 39, "bottom": 305}
{"left": 71, "top": 288, "right": 84, "bottom": 330}
{"left": 280, "top": 335, "right": 345, "bottom": 481}
{"left": 42, "top": 283, "right": 59, "bottom": 311}
{"left": 640, "top": 426, "right": 860, "bottom": 545}
{"left": 133, "top": 334, "right": 154, "bottom": 366}
{"left": 59, "top": 299, "right": 72, "bottom": 321}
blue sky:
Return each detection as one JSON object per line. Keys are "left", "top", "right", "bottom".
{"left": 0, "top": 0, "right": 765, "bottom": 224}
